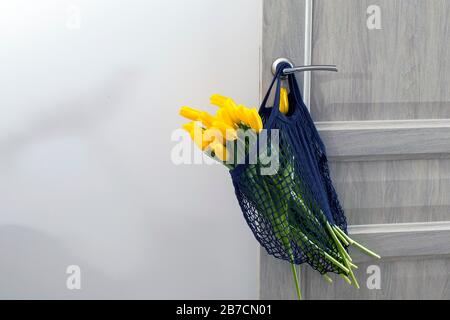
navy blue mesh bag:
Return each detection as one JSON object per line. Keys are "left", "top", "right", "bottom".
{"left": 230, "top": 64, "right": 379, "bottom": 291}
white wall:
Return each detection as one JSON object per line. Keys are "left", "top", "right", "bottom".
{"left": 0, "top": 0, "right": 261, "bottom": 299}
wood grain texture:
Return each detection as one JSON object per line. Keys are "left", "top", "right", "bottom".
{"left": 260, "top": 0, "right": 450, "bottom": 300}
{"left": 348, "top": 221, "right": 450, "bottom": 263}
{"left": 305, "top": 222, "right": 450, "bottom": 300}
{"left": 261, "top": 0, "right": 305, "bottom": 101}
{"left": 303, "top": 256, "right": 450, "bottom": 299}
{"left": 259, "top": 0, "right": 306, "bottom": 300}
{"left": 317, "top": 119, "right": 450, "bottom": 160}
{"left": 310, "top": 0, "right": 450, "bottom": 121}
{"left": 307, "top": 1, "right": 450, "bottom": 300}
{"left": 259, "top": 253, "right": 307, "bottom": 300}
{"left": 329, "top": 158, "right": 450, "bottom": 224}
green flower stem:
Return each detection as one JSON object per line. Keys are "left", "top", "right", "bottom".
{"left": 290, "top": 263, "right": 302, "bottom": 300}
{"left": 342, "top": 256, "right": 359, "bottom": 289}
{"left": 289, "top": 227, "right": 349, "bottom": 274}
{"left": 326, "top": 222, "right": 359, "bottom": 288}
{"left": 334, "top": 226, "right": 381, "bottom": 260}
{"left": 327, "top": 226, "right": 352, "bottom": 263}
{"left": 322, "top": 252, "right": 349, "bottom": 275}
{"left": 347, "top": 266, "right": 360, "bottom": 289}
{"left": 323, "top": 274, "right": 333, "bottom": 284}
{"left": 291, "top": 222, "right": 348, "bottom": 272}
{"left": 332, "top": 226, "right": 349, "bottom": 246}
{"left": 287, "top": 193, "right": 350, "bottom": 270}
{"left": 290, "top": 226, "right": 345, "bottom": 274}
{"left": 351, "top": 242, "right": 381, "bottom": 260}
{"left": 289, "top": 183, "right": 349, "bottom": 262}
{"left": 340, "top": 274, "right": 352, "bottom": 285}
{"left": 340, "top": 243, "right": 353, "bottom": 262}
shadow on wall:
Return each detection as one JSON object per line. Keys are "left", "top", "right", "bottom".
{"left": 0, "top": 225, "right": 120, "bottom": 299}
{"left": 0, "top": 70, "right": 147, "bottom": 299}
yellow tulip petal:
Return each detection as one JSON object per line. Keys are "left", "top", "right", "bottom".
{"left": 243, "top": 108, "right": 256, "bottom": 129}
{"left": 212, "top": 121, "right": 237, "bottom": 141}
{"left": 210, "top": 94, "right": 237, "bottom": 110}
{"left": 179, "top": 106, "right": 202, "bottom": 121}
{"left": 199, "top": 111, "right": 214, "bottom": 128}
{"left": 183, "top": 122, "right": 212, "bottom": 151}
{"left": 216, "top": 108, "right": 236, "bottom": 128}
{"left": 224, "top": 97, "right": 237, "bottom": 109}
{"left": 210, "top": 94, "right": 228, "bottom": 108}
{"left": 224, "top": 104, "right": 239, "bottom": 124}
{"left": 193, "top": 134, "right": 211, "bottom": 150}
{"left": 182, "top": 122, "right": 195, "bottom": 133}
{"left": 279, "top": 87, "right": 289, "bottom": 114}
{"left": 192, "top": 129, "right": 206, "bottom": 150}
{"left": 204, "top": 128, "right": 221, "bottom": 142}
{"left": 236, "top": 105, "right": 249, "bottom": 126}
{"left": 249, "top": 108, "right": 263, "bottom": 132}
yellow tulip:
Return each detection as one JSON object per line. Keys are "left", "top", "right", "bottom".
{"left": 237, "top": 107, "right": 263, "bottom": 133}
{"left": 213, "top": 95, "right": 245, "bottom": 126}
{"left": 210, "top": 94, "right": 226, "bottom": 108}
{"left": 279, "top": 87, "right": 289, "bottom": 114}
{"left": 203, "top": 128, "right": 222, "bottom": 147}
{"left": 212, "top": 120, "right": 238, "bottom": 141}
{"left": 181, "top": 122, "right": 195, "bottom": 133}
{"left": 198, "top": 132, "right": 215, "bottom": 150}
{"left": 210, "top": 94, "right": 237, "bottom": 109}
{"left": 242, "top": 108, "right": 254, "bottom": 129}
{"left": 180, "top": 106, "right": 215, "bottom": 129}
{"left": 216, "top": 107, "right": 236, "bottom": 128}
{"left": 182, "top": 122, "right": 212, "bottom": 150}
{"left": 180, "top": 95, "right": 264, "bottom": 159}
{"left": 235, "top": 105, "right": 250, "bottom": 126}
{"left": 247, "top": 108, "right": 263, "bottom": 133}
{"left": 223, "top": 104, "right": 240, "bottom": 124}
{"left": 198, "top": 111, "right": 214, "bottom": 128}
{"left": 179, "top": 106, "right": 202, "bottom": 121}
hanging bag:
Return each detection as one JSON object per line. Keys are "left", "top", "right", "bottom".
{"left": 230, "top": 63, "right": 365, "bottom": 278}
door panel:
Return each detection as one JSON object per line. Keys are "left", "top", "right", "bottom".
{"left": 329, "top": 159, "right": 450, "bottom": 224}
{"left": 311, "top": 0, "right": 450, "bottom": 121}
{"left": 305, "top": 222, "right": 450, "bottom": 299}
{"left": 305, "top": 257, "right": 450, "bottom": 300}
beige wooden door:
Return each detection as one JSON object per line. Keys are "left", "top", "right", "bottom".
{"left": 260, "top": 0, "right": 450, "bottom": 299}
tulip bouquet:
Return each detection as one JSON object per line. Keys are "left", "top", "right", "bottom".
{"left": 179, "top": 92, "right": 379, "bottom": 299}
{"left": 179, "top": 94, "right": 265, "bottom": 167}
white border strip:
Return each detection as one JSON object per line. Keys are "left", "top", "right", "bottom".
{"left": 303, "top": 0, "right": 313, "bottom": 110}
